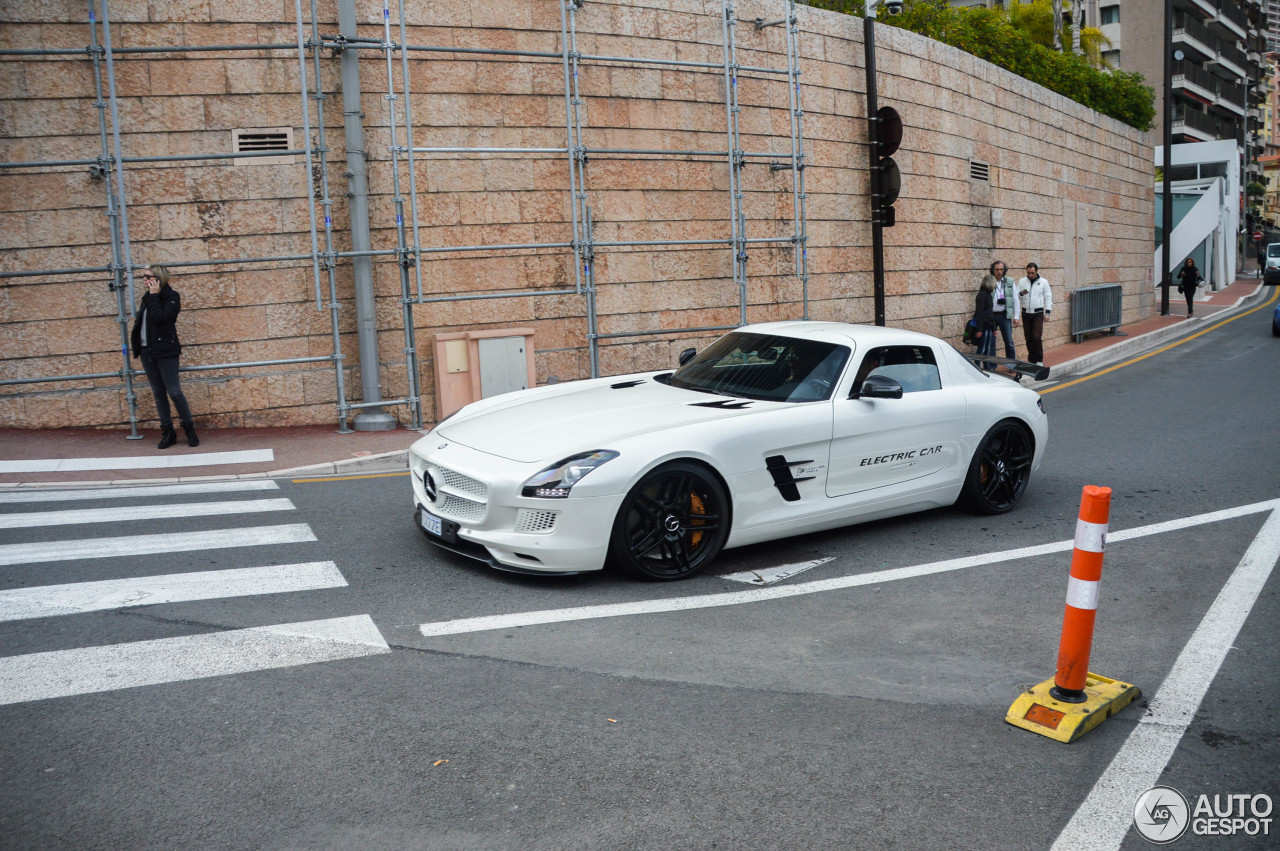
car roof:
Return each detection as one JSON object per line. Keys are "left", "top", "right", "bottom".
{"left": 739, "top": 320, "right": 940, "bottom": 348}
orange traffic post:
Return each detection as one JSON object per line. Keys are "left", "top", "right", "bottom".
{"left": 1050, "top": 485, "right": 1111, "bottom": 703}
{"left": 1004, "top": 485, "right": 1140, "bottom": 742}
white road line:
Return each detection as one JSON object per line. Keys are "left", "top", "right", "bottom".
{"left": 720, "top": 557, "right": 834, "bottom": 585}
{"left": 0, "top": 498, "right": 296, "bottom": 529}
{"left": 0, "top": 480, "right": 280, "bottom": 504}
{"left": 0, "top": 614, "right": 391, "bottom": 706}
{"left": 0, "top": 561, "right": 347, "bottom": 622}
{"left": 0, "top": 449, "right": 274, "bottom": 473}
{"left": 1051, "top": 507, "right": 1280, "bottom": 851}
{"left": 419, "top": 498, "right": 1280, "bottom": 637}
{"left": 0, "top": 523, "right": 316, "bottom": 567}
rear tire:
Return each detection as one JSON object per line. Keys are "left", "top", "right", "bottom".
{"left": 609, "top": 461, "right": 729, "bottom": 580}
{"left": 960, "top": 420, "right": 1033, "bottom": 514}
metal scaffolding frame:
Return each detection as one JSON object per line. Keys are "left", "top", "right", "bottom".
{"left": 1, "top": 0, "right": 810, "bottom": 432}
{"left": 375, "top": 0, "right": 810, "bottom": 384}
{"left": 0, "top": 0, "right": 362, "bottom": 434}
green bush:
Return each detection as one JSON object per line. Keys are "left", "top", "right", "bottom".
{"left": 808, "top": 0, "right": 1154, "bottom": 131}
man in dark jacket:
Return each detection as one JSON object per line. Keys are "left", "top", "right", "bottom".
{"left": 130, "top": 265, "right": 198, "bottom": 449}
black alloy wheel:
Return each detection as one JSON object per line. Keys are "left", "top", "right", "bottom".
{"left": 961, "top": 420, "right": 1034, "bottom": 514}
{"left": 609, "top": 461, "right": 729, "bottom": 580}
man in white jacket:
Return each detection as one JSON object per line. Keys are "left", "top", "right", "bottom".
{"left": 1017, "top": 262, "right": 1053, "bottom": 365}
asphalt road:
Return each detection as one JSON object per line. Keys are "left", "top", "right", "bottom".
{"left": 1, "top": 300, "right": 1277, "bottom": 850}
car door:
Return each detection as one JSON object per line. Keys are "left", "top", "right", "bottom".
{"left": 825, "top": 344, "right": 967, "bottom": 498}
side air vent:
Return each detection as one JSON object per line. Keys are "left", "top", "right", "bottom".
{"left": 970, "top": 160, "right": 991, "bottom": 182}
{"left": 764, "top": 454, "right": 815, "bottom": 502}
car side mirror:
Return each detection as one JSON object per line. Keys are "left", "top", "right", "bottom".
{"left": 679, "top": 347, "right": 697, "bottom": 366}
{"left": 852, "top": 374, "right": 903, "bottom": 400}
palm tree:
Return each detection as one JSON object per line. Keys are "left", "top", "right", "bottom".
{"left": 1008, "top": 0, "right": 1112, "bottom": 67}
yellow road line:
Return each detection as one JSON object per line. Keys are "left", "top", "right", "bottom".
{"left": 291, "top": 471, "right": 409, "bottom": 484}
{"left": 1041, "top": 286, "right": 1280, "bottom": 395}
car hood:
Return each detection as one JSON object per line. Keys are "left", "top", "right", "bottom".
{"left": 436, "top": 375, "right": 768, "bottom": 462}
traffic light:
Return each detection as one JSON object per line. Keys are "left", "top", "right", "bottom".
{"left": 873, "top": 106, "right": 902, "bottom": 228}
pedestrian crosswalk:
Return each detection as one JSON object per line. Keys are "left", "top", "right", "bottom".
{"left": 0, "top": 478, "right": 390, "bottom": 706}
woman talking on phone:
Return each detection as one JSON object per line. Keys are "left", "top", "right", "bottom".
{"left": 130, "top": 265, "right": 198, "bottom": 449}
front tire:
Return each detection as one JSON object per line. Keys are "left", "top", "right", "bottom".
{"left": 960, "top": 420, "right": 1033, "bottom": 514}
{"left": 609, "top": 461, "right": 729, "bottom": 580}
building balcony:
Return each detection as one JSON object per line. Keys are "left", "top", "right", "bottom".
{"left": 1172, "top": 104, "right": 1222, "bottom": 141}
{"left": 1210, "top": 2, "right": 1249, "bottom": 40}
{"left": 1172, "top": 61, "right": 1249, "bottom": 116}
{"left": 1173, "top": 12, "right": 1218, "bottom": 59}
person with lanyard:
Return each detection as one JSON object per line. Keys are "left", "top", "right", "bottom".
{"left": 1017, "top": 262, "right": 1053, "bottom": 365}
{"left": 982, "top": 260, "right": 1020, "bottom": 374}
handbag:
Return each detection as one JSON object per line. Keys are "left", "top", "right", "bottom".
{"left": 963, "top": 318, "right": 977, "bottom": 345}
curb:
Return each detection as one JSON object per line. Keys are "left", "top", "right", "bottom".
{"left": 269, "top": 448, "right": 410, "bottom": 479}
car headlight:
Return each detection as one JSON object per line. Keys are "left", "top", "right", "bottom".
{"left": 522, "top": 450, "right": 619, "bottom": 498}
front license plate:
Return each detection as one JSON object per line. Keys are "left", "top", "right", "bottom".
{"left": 420, "top": 509, "right": 443, "bottom": 537}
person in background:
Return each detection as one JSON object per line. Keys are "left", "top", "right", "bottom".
{"left": 983, "top": 260, "right": 1020, "bottom": 362}
{"left": 1176, "top": 257, "right": 1201, "bottom": 318}
{"left": 973, "top": 275, "right": 998, "bottom": 370}
{"left": 130, "top": 265, "right": 198, "bottom": 449}
{"left": 1017, "top": 262, "right": 1053, "bottom": 365}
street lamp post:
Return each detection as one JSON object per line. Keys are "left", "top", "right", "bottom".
{"left": 1160, "top": 0, "right": 1174, "bottom": 315}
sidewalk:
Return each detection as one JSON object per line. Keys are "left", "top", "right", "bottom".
{"left": 1, "top": 275, "right": 1271, "bottom": 488}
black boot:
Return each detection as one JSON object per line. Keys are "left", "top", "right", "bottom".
{"left": 157, "top": 425, "right": 177, "bottom": 450}
{"left": 181, "top": 421, "right": 199, "bottom": 448}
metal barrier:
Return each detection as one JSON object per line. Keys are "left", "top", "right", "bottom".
{"left": 1070, "top": 284, "right": 1123, "bottom": 343}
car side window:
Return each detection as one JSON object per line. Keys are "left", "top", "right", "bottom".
{"left": 852, "top": 345, "right": 941, "bottom": 394}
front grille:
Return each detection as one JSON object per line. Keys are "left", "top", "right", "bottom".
{"left": 439, "top": 492, "right": 485, "bottom": 521}
{"left": 438, "top": 466, "right": 487, "bottom": 499}
{"left": 515, "top": 509, "right": 558, "bottom": 534}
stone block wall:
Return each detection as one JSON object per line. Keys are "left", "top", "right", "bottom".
{"left": 0, "top": 0, "right": 1153, "bottom": 430}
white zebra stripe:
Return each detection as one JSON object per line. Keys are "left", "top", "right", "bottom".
{"left": 0, "top": 480, "right": 279, "bottom": 504}
{"left": 0, "top": 524, "right": 316, "bottom": 567}
{"left": 0, "top": 562, "right": 346, "bottom": 622}
{"left": 0, "top": 449, "right": 274, "bottom": 474}
{"left": 0, "top": 498, "right": 296, "bottom": 529}
{"left": 0, "top": 614, "right": 391, "bottom": 706}
{"left": 1074, "top": 518, "right": 1107, "bottom": 553}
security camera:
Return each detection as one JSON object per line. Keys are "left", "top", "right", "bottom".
{"left": 884, "top": 0, "right": 903, "bottom": 14}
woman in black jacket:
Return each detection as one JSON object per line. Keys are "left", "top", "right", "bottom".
{"left": 973, "top": 275, "right": 997, "bottom": 370}
{"left": 1176, "top": 257, "right": 1201, "bottom": 318}
{"left": 130, "top": 265, "right": 198, "bottom": 449}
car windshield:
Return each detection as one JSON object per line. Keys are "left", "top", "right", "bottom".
{"left": 669, "top": 332, "right": 850, "bottom": 402}
{"left": 1268, "top": 244, "right": 1280, "bottom": 258}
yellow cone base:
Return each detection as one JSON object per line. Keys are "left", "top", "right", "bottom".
{"left": 1005, "top": 672, "right": 1140, "bottom": 743}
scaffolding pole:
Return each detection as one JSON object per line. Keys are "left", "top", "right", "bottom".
{"left": 309, "top": 0, "right": 353, "bottom": 433}
{"left": 88, "top": 0, "right": 140, "bottom": 437}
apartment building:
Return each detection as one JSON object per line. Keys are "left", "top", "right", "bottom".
{"left": 954, "top": 1, "right": 1266, "bottom": 187}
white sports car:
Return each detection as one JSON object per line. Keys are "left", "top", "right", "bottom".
{"left": 409, "top": 321, "right": 1048, "bottom": 580}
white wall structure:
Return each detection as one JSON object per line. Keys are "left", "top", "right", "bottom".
{"left": 1154, "top": 139, "right": 1240, "bottom": 290}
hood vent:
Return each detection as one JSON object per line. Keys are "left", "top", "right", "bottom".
{"left": 688, "top": 399, "right": 752, "bottom": 409}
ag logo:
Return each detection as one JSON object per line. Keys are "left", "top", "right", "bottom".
{"left": 1134, "top": 786, "right": 1190, "bottom": 844}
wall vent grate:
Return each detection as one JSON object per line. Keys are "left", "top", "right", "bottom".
{"left": 231, "top": 127, "right": 294, "bottom": 164}
{"left": 970, "top": 160, "right": 991, "bottom": 182}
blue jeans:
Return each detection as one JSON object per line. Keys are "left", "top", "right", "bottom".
{"left": 993, "top": 313, "right": 1017, "bottom": 360}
